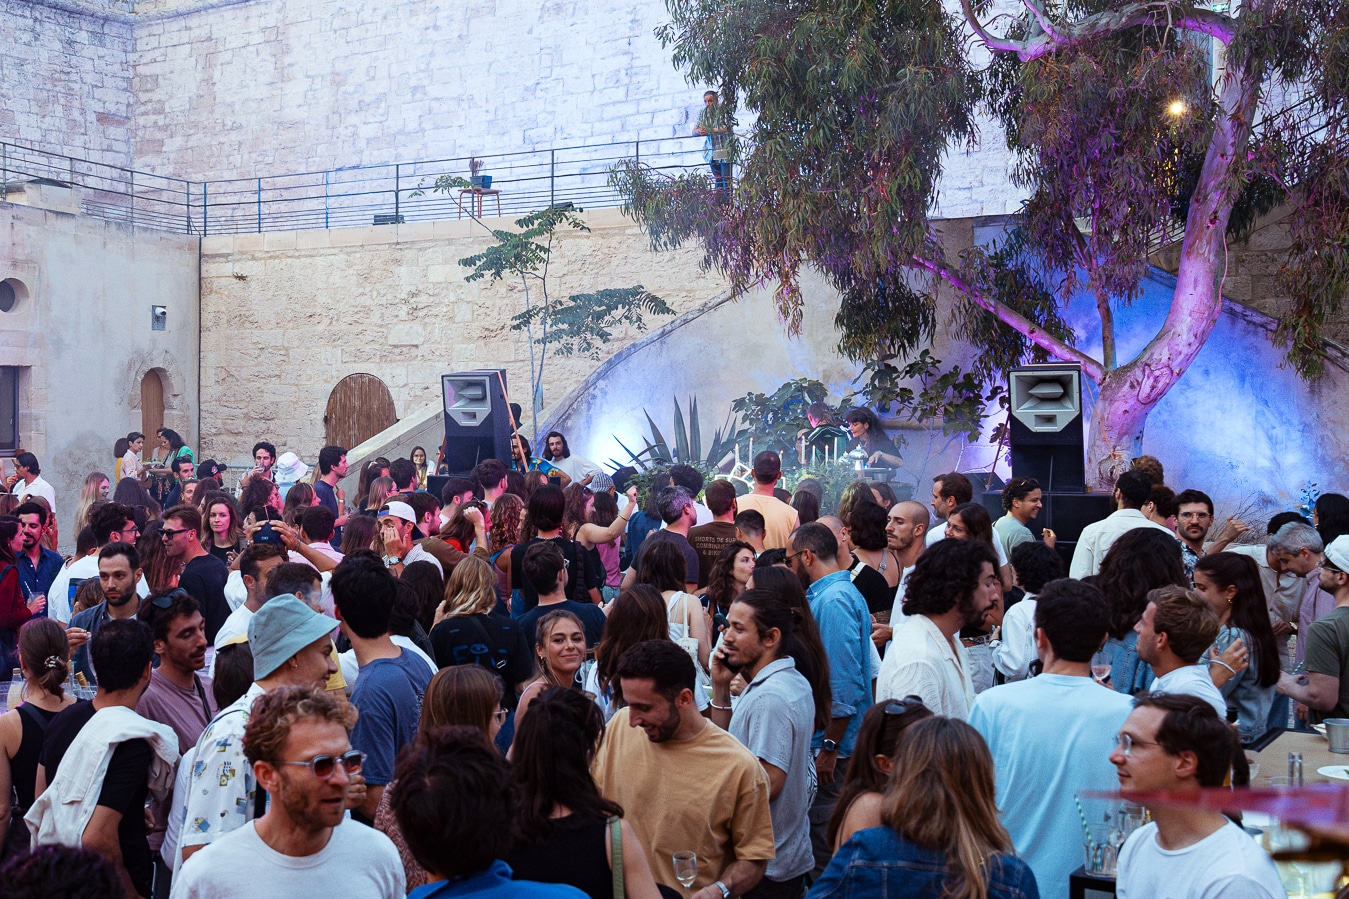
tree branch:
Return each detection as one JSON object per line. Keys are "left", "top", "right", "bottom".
{"left": 960, "top": 0, "right": 1236, "bottom": 61}
{"left": 912, "top": 254, "right": 1107, "bottom": 383}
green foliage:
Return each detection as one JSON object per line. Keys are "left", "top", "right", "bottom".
{"left": 510, "top": 288, "right": 675, "bottom": 359}
{"left": 457, "top": 206, "right": 590, "bottom": 284}
{"left": 610, "top": 396, "right": 747, "bottom": 472}
{"left": 730, "top": 379, "right": 836, "bottom": 463}
{"left": 846, "top": 350, "right": 1006, "bottom": 447}
{"left": 787, "top": 459, "right": 864, "bottom": 515}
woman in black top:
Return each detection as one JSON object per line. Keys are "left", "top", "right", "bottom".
{"left": 429, "top": 556, "right": 535, "bottom": 705}
{"left": 506, "top": 687, "right": 663, "bottom": 899}
{"left": 0, "top": 619, "right": 75, "bottom": 857}
{"left": 844, "top": 408, "right": 903, "bottom": 468}
{"left": 201, "top": 493, "right": 245, "bottom": 566}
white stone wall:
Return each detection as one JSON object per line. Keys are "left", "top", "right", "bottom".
{"left": 0, "top": 198, "right": 200, "bottom": 522}
{"left": 197, "top": 207, "right": 726, "bottom": 464}
{"left": 0, "top": 0, "right": 135, "bottom": 170}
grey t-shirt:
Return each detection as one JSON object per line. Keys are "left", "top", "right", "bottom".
{"left": 727, "top": 657, "right": 816, "bottom": 882}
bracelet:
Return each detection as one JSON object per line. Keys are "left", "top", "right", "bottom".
{"left": 709, "top": 700, "right": 732, "bottom": 710}
{"left": 1208, "top": 658, "right": 1236, "bottom": 675}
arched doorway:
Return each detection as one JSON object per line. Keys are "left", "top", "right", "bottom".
{"left": 324, "top": 374, "right": 398, "bottom": 451}
{"left": 140, "top": 370, "right": 165, "bottom": 440}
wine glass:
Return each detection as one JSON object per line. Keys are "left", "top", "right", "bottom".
{"left": 1090, "top": 650, "right": 1112, "bottom": 685}
{"left": 673, "top": 850, "right": 698, "bottom": 897}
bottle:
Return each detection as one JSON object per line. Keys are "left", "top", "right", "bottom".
{"left": 6, "top": 668, "right": 24, "bottom": 711}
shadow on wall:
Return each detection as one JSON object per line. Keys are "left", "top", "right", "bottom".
{"left": 541, "top": 265, "right": 1349, "bottom": 519}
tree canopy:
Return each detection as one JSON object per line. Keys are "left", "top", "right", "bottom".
{"left": 613, "top": 0, "right": 1349, "bottom": 486}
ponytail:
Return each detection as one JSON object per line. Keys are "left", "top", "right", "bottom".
{"left": 19, "top": 618, "right": 69, "bottom": 699}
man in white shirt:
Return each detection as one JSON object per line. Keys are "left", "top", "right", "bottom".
{"left": 376, "top": 501, "right": 443, "bottom": 575}
{"left": 1137, "top": 585, "right": 1226, "bottom": 715}
{"left": 990, "top": 541, "right": 1065, "bottom": 682}
{"left": 876, "top": 538, "right": 1000, "bottom": 718}
{"left": 924, "top": 471, "right": 970, "bottom": 546}
{"left": 1069, "top": 470, "right": 1177, "bottom": 578}
{"left": 972, "top": 578, "right": 1133, "bottom": 899}
{"left": 1113, "top": 692, "right": 1284, "bottom": 899}
{"left": 9, "top": 451, "right": 57, "bottom": 517}
{"left": 212, "top": 543, "right": 290, "bottom": 657}
{"left": 541, "top": 430, "right": 601, "bottom": 487}
{"left": 171, "top": 684, "right": 404, "bottom": 899}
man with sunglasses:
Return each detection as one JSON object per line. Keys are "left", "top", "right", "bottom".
{"left": 969, "top": 578, "right": 1133, "bottom": 899}
{"left": 179, "top": 595, "right": 342, "bottom": 866}
{"left": 161, "top": 505, "right": 230, "bottom": 644}
{"left": 1111, "top": 693, "right": 1283, "bottom": 898}
{"left": 173, "top": 684, "right": 404, "bottom": 899}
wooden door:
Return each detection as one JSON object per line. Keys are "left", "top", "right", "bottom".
{"left": 140, "top": 370, "right": 164, "bottom": 443}
{"left": 324, "top": 373, "right": 398, "bottom": 451}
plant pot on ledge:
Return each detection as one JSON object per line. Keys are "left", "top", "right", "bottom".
{"left": 470, "top": 175, "right": 492, "bottom": 189}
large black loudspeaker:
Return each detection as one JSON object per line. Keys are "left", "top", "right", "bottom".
{"left": 1008, "top": 364, "right": 1086, "bottom": 494}
{"left": 441, "top": 370, "right": 513, "bottom": 476}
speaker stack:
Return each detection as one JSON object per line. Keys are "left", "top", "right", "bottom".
{"left": 437, "top": 370, "right": 514, "bottom": 477}
{"left": 981, "top": 363, "right": 1113, "bottom": 568}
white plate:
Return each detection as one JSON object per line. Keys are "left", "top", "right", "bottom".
{"left": 1316, "top": 765, "right": 1349, "bottom": 781}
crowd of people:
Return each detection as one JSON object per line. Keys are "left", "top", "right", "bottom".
{"left": 0, "top": 431, "right": 1332, "bottom": 899}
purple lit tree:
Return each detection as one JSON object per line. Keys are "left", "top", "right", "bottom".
{"left": 613, "top": 0, "right": 1348, "bottom": 488}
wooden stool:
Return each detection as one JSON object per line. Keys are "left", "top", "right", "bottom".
{"left": 457, "top": 188, "right": 502, "bottom": 219}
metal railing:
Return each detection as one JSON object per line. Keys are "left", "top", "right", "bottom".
{"left": 0, "top": 136, "right": 714, "bottom": 235}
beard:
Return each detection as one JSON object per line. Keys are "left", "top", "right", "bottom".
{"left": 957, "top": 591, "right": 990, "bottom": 629}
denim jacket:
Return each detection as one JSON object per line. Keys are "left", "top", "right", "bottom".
{"left": 1106, "top": 631, "right": 1155, "bottom": 695}
{"left": 808, "top": 826, "right": 1040, "bottom": 899}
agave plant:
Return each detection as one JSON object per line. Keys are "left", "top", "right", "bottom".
{"left": 610, "top": 396, "right": 746, "bottom": 472}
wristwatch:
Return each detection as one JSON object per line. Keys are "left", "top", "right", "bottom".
{"left": 821, "top": 739, "right": 839, "bottom": 753}
{"left": 382, "top": 554, "right": 402, "bottom": 568}
{"left": 714, "top": 880, "right": 732, "bottom": 899}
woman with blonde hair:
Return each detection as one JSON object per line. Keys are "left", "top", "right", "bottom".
{"left": 428, "top": 555, "right": 535, "bottom": 703}
{"left": 811, "top": 717, "right": 1037, "bottom": 899}
{"left": 374, "top": 664, "right": 505, "bottom": 891}
{"left": 362, "top": 476, "right": 395, "bottom": 516}
{"left": 72, "top": 472, "right": 111, "bottom": 533}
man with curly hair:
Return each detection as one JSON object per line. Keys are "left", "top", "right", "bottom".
{"left": 875, "top": 538, "right": 1001, "bottom": 718}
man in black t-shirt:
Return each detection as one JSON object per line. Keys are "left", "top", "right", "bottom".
{"left": 37, "top": 619, "right": 160, "bottom": 899}
{"left": 516, "top": 542, "right": 606, "bottom": 649}
{"left": 162, "top": 505, "right": 230, "bottom": 641}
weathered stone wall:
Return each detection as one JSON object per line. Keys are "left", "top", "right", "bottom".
{"left": 0, "top": 197, "right": 200, "bottom": 521}
{"left": 197, "top": 207, "right": 726, "bottom": 465}
{"left": 1, "top": 1, "right": 135, "bottom": 169}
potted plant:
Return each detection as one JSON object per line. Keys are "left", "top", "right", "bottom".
{"left": 469, "top": 157, "right": 492, "bottom": 189}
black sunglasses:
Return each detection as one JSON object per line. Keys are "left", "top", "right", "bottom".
{"left": 884, "top": 695, "right": 927, "bottom": 716}
{"left": 278, "top": 749, "right": 365, "bottom": 779}
{"left": 149, "top": 588, "right": 192, "bottom": 609}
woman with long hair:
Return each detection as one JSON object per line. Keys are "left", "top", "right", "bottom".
{"left": 375, "top": 664, "right": 506, "bottom": 891}
{"left": 400, "top": 560, "right": 444, "bottom": 635}
{"left": 506, "top": 687, "right": 662, "bottom": 899}
{"left": 835, "top": 482, "right": 879, "bottom": 537}
{"left": 428, "top": 556, "right": 534, "bottom": 707}
{"left": 586, "top": 585, "right": 672, "bottom": 720}
{"left": 489, "top": 492, "right": 525, "bottom": 608}
{"left": 636, "top": 536, "right": 711, "bottom": 669}
{"left": 340, "top": 514, "right": 379, "bottom": 555}
{"left": 515, "top": 610, "right": 587, "bottom": 729}
{"left": 791, "top": 489, "right": 820, "bottom": 525}
{"left": 238, "top": 477, "right": 281, "bottom": 522}
{"left": 843, "top": 407, "right": 903, "bottom": 468}
{"left": 590, "top": 490, "right": 624, "bottom": 601}
{"left": 813, "top": 717, "right": 1035, "bottom": 899}
{"left": 72, "top": 472, "right": 110, "bottom": 534}
{"left": 826, "top": 696, "right": 934, "bottom": 850}
{"left": 281, "top": 482, "right": 316, "bottom": 527}
{"left": 112, "top": 477, "right": 161, "bottom": 522}
{"left": 0, "top": 517, "right": 46, "bottom": 670}
{"left": 362, "top": 476, "right": 396, "bottom": 516}
{"left": 200, "top": 493, "right": 245, "bottom": 565}
{"left": 704, "top": 540, "right": 756, "bottom": 616}
{"left": 113, "top": 436, "right": 130, "bottom": 482}
{"left": 562, "top": 484, "right": 638, "bottom": 604}
{"left": 1094, "top": 527, "right": 1188, "bottom": 695}
{"left": 355, "top": 459, "right": 389, "bottom": 511}
{"left": 410, "top": 446, "right": 429, "bottom": 490}
{"left": 1193, "top": 552, "right": 1280, "bottom": 743}
{"left": 137, "top": 520, "right": 183, "bottom": 594}
{"left": 742, "top": 565, "right": 832, "bottom": 733}
{"left": 0, "top": 619, "right": 75, "bottom": 856}
{"left": 845, "top": 499, "right": 901, "bottom": 617}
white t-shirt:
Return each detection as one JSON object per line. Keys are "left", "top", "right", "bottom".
{"left": 47, "top": 555, "right": 150, "bottom": 624}
{"left": 170, "top": 819, "right": 405, "bottom": 899}
{"left": 1117, "top": 820, "right": 1285, "bottom": 899}
{"left": 1151, "top": 663, "right": 1227, "bottom": 716}
{"left": 990, "top": 596, "right": 1037, "bottom": 682}
{"left": 15, "top": 475, "right": 57, "bottom": 519}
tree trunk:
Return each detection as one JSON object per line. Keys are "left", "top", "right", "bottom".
{"left": 1081, "top": 54, "right": 1264, "bottom": 492}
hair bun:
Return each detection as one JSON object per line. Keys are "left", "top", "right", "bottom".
{"left": 44, "top": 655, "right": 62, "bottom": 670}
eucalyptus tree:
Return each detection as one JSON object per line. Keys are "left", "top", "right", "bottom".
{"left": 613, "top": 0, "right": 1347, "bottom": 487}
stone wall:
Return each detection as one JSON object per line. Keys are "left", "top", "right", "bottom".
{"left": 0, "top": 0, "right": 135, "bottom": 169}
{"left": 197, "top": 207, "right": 726, "bottom": 466}
{"left": 0, "top": 197, "right": 200, "bottom": 523}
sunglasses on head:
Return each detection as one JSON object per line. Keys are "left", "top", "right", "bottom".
{"left": 884, "top": 695, "right": 927, "bottom": 716}
{"left": 149, "top": 588, "right": 192, "bottom": 609}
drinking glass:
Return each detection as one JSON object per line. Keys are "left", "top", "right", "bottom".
{"left": 1090, "top": 650, "right": 1112, "bottom": 684}
{"left": 672, "top": 851, "right": 698, "bottom": 897}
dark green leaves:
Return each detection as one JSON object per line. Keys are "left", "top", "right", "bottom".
{"left": 509, "top": 288, "right": 676, "bottom": 359}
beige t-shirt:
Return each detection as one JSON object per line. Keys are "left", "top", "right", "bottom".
{"left": 735, "top": 492, "right": 800, "bottom": 550}
{"left": 592, "top": 709, "right": 776, "bottom": 891}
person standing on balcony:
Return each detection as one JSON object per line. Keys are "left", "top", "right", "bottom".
{"left": 695, "top": 91, "right": 732, "bottom": 199}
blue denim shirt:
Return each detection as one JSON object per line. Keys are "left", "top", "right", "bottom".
{"left": 407, "top": 861, "right": 586, "bottom": 899}
{"left": 17, "top": 546, "right": 64, "bottom": 618}
{"left": 806, "top": 569, "right": 873, "bottom": 755}
{"left": 1106, "top": 630, "right": 1155, "bottom": 695}
{"left": 808, "top": 826, "right": 1040, "bottom": 899}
